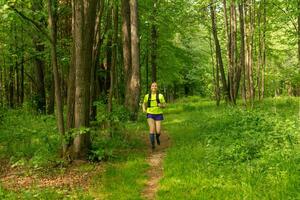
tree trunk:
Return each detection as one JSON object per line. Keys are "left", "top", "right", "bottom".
{"left": 33, "top": 43, "right": 46, "bottom": 113}
{"left": 257, "top": 1, "right": 262, "bottom": 100}
{"left": 48, "top": 75, "right": 55, "bottom": 114}
{"left": 209, "top": 32, "right": 220, "bottom": 105}
{"left": 90, "top": 0, "right": 104, "bottom": 121}
{"left": 0, "top": 66, "right": 3, "bottom": 106}
{"left": 239, "top": 2, "right": 247, "bottom": 106}
{"left": 151, "top": 0, "right": 158, "bottom": 83}
{"left": 245, "top": 0, "right": 255, "bottom": 107}
{"left": 229, "top": 1, "right": 238, "bottom": 104}
{"left": 128, "top": 0, "right": 141, "bottom": 120}
{"left": 67, "top": 0, "right": 76, "bottom": 130}
{"left": 32, "top": 0, "right": 46, "bottom": 113}
{"left": 108, "top": 2, "right": 119, "bottom": 114}
{"left": 261, "top": 0, "right": 266, "bottom": 99}
{"left": 72, "top": 0, "right": 97, "bottom": 159}
{"left": 20, "top": 55, "right": 24, "bottom": 104}
{"left": 122, "top": 0, "right": 132, "bottom": 108}
{"left": 47, "top": 0, "right": 66, "bottom": 155}
{"left": 298, "top": 0, "right": 300, "bottom": 68}
{"left": 210, "top": 0, "right": 229, "bottom": 102}
{"left": 9, "top": 65, "right": 14, "bottom": 108}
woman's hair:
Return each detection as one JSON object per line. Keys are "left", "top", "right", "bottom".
{"left": 150, "top": 82, "right": 158, "bottom": 87}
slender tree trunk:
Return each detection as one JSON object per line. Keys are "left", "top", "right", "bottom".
{"left": 209, "top": 32, "right": 220, "bottom": 105}
{"left": 9, "top": 65, "right": 14, "bottom": 108}
{"left": 90, "top": 0, "right": 104, "bottom": 121}
{"left": 72, "top": 0, "right": 97, "bottom": 159}
{"left": 239, "top": 2, "right": 247, "bottom": 106}
{"left": 210, "top": 0, "right": 229, "bottom": 101}
{"left": 0, "top": 66, "right": 2, "bottom": 107}
{"left": 48, "top": 75, "right": 55, "bottom": 114}
{"left": 108, "top": 2, "right": 119, "bottom": 114}
{"left": 261, "top": 0, "right": 266, "bottom": 99}
{"left": 34, "top": 43, "right": 46, "bottom": 113}
{"left": 67, "top": 0, "right": 76, "bottom": 130}
{"left": 245, "top": 0, "right": 254, "bottom": 107}
{"left": 32, "top": 1, "right": 46, "bottom": 113}
{"left": 151, "top": 0, "right": 158, "bottom": 83}
{"left": 146, "top": 28, "right": 150, "bottom": 93}
{"left": 298, "top": 0, "right": 300, "bottom": 68}
{"left": 15, "top": 63, "right": 20, "bottom": 105}
{"left": 229, "top": 1, "right": 238, "bottom": 104}
{"left": 128, "top": 0, "right": 141, "bottom": 120}
{"left": 223, "top": 0, "right": 232, "bottom": 102}
{"left": 48, "top": 0, "right": 66, "bottom": 155}
{"left": 257, "top": 1, "right": 262, "bottom": 100}
{"left": 20, "top": 55, "right": 24, "bottom": 104}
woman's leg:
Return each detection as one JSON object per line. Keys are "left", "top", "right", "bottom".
{"left": 147, "top": 118, "right": 156, "bottom": 149}
{"left": 155, "top": 120, "right": 161, "bottom": 145}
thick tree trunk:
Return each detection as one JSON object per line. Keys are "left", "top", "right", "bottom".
{"left": 128, "top": 0, "right": 141, "bottom": 120}
{"left": 210, "top": 0, "right": 229, "bottom": 102}
{"left": 48, "top": 0, "right": 66, "bottom": 155}
{"left": 122, "top": 0, "right": 132, "bottom": 107}
{"left": 72, "top": 0, "right": 97, "bottom": 159}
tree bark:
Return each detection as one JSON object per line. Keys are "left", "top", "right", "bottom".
{"left": 298, "top": 0, "right": 300, "bottom": 68}
{"left": 210, "top": 0, "right": 229, "bottom": 102}
{"left": 239, "top": 2, "right": 247, "bottom": 106}
{"left": 9, "top": 65, "right": 14, "bottom": 108}
{"left": 48, "top": 0, "right": 66, "bottom": 155}
{"left": 128, "top": 0, "right": 141, "bottom": 120}
{"left": 122, "top": 0, "right": 132, "bottom": 108}
{"left": 90, "top": 0, "right": 104, "bottom": 121}
{"left": 108, "top": 2, "right": 119, "bottom": 114}
{"left": 151, "top": 0, "right": 158, "bottom": 83}
{"left": 72, "top": 0, "right": 97, "bottom": 159}
{"left": 67, "top": 0, "right": 76, "bottom": 130}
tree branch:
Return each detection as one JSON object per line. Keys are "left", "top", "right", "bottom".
{"left": 9, "top": 6, "right": 52, "bottom": 42}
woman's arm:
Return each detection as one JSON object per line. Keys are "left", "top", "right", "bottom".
{"left": 142, "top": 102, "right": 147, "bottom": 113}
{"left": 158, "top": 102, "right": 166, "bottom": 108}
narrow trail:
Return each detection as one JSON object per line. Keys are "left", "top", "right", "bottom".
{"left": 142, "top": 133, "right": 171, "bottom": 200}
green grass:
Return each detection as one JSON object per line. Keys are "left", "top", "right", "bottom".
{"left": 158, "top": 96, "right": 300, "bottom": 200}
{"left": 1, "top": 97, "right": 300, "bottom": 199}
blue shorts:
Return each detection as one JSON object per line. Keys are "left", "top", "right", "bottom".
{"left": 147, "top": 113, "right": 164, "bottom": 121}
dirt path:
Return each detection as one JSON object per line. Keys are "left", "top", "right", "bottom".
{"left": 142, "top": 133, "right": 171, "bottom": 200}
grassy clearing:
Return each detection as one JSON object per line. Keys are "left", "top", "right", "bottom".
{"left": 158, "top": 96, "right": 300, "bottom": 199}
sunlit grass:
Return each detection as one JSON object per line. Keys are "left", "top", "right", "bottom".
{"left": 158, "top": 96, "right": 300, "bottom": 200}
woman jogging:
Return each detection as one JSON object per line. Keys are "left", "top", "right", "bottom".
{"left": 142, "top": 82, "right": 166, "bottom": 150}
